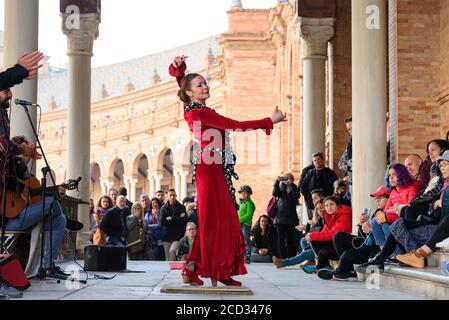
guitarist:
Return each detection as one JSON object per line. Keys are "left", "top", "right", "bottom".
{"left": 0, "top": 88, "right": 77, "bottom": 277}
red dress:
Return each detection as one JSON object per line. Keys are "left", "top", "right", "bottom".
{"left": 169, "top": 63, "right": 274, "bottom": 280}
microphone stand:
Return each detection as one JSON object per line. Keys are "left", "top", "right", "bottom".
{"left": 20, "top": 102, "right": 85, "bottom": 284}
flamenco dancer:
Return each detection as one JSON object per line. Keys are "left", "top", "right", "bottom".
{"left": 169, "top": 55, "right": 287, "bottom": 286}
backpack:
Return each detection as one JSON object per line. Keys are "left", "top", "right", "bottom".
{"left": 266, "top": 197, "right": 278, "bottom": 219}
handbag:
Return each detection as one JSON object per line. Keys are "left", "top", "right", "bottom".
{"left": 126, "top": 227, "right": 145, "bottom": 255}
{"left": 266, "top": 197, "right": 278, "bottom": 219}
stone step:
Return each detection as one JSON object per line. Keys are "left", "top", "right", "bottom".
{"left": 427, "top": 250, "right": 449, "bottom": 268}
{"left": 381, "top": 266, "right": 449, "bottom": 300}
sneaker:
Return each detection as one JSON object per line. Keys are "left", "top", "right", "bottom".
{"left": 317, "top": 269, "right": 334, "bottom": 280}
{"left": 47, "top": 265, "right": 70, "bottom": 278}
{"left": 355, "top": 255, "right": 384, "bottom": 274}
{"left": 396, "top": 252, "right": 425, "bottom": 269}
{"left": 0, "top": 283, "right": 23, "bottom": 299}
{"left": 303, "top": 265, "right": 317, "bottom": 274}
{"left": 0, "top": 293, "right": 8, "bottom": 300}
{"left": 244, "top": 256, "right": 251, "bottom": 264}
{"left": 436, "top": 237, "right": 449, "bottom": 250}
{"left": 333, "top": 272, "right": 358, "bottom": 281}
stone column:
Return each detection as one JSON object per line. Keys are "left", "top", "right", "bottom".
{"left": 352, "top": 0, "right": 387, "bottom": 233}
{"left": 297, "top": 18, "right": 335, "bottom": 166}
{"left": 128, "top": 177, "right": 138, "bottom": 203}
{"left": 3, "top": 0, "right": 39, "bottom": 144}
{"left": 174, "top": 171, "right": 181, "bottom": 197}
{"left": 155, "top": 174, "right": 163, "bottom": 192}
{"left": 180, "top": 170, "right": 189, "bottom": 200}
{"left": 148, "top": 173, "right": 155, "bottom": 198}
{"left": 61, "top": 11, "right": 100, "bottom": 250}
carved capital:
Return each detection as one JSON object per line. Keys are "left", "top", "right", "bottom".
{"left": 61, "top": 13, "right": 100, "bottom": 56}
{"left": 295, "top": 17, "right": 335, "bottom": 59}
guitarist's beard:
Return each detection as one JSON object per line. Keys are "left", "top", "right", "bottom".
{"left": 0, "top": 101, "right": 10, "bottom": 109}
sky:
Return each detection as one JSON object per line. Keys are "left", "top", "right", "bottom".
{"left": 0, "top": 0, "right": 277, "bottom": 67}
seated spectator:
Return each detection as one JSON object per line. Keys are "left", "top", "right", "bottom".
{"left": 126, "top": 203, "right": 149, "bottom": 260}
{"left": 185, "top": 202, "right": 199, "bottom": 228}
{"left": 370, "top": 164, "right": 420, "bottom": 249}
{"left": 356, "top": 153, "right": 449, "bottom": 273}
{"left": 273, "top": 199, "right": 325, "bottom": 269}
{"left": 334, "top": 180, "right": 351, "bottom": 207}
{"left": 100, "top": 196, "right": 128, "bottom": 247}
{"left": 318, "top": 185, "right": 389, "bottom": 280}
{"left": 93, "top": 195, "right": 113, "bottom": 246}
{"left": 394, "top": 151, "right": 449, "bottom": 268}
{"left": 250, "top": 215, "right": 278, "bottom": 263}
{"left": 177, "top": 222, "right": 197, "bottom": 261}
{"left": 306, "top": 196, "right": 352, "bottom": 279}
{"left": 402, "top": 139, "right": 449, "bottom": 221}
{"left": 404, "top": 154, "right": 431, "bottom": 191}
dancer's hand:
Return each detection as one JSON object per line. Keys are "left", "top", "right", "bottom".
{"left": 18, "top": 51, "right": 44, "bottom": 80}
{"left": 172, "top": 55, "right": 188, "bottom": 69}
{"left": 271, "top": 106, "right": 287, "bottom": 124}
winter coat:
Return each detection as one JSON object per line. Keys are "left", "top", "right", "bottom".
{"left": 309, "top": 205, "right": 352, "bottom": 242}
{"left": 238, "top": 198, "right": 256, "bottom": 226}
{"left": 385, "top": 180, "right": 421, "bottom": 224}
{"left": 272, "top": 181, "right": 300, "bottom": 226}
{"left": 159, "top": 201, "right": 188, "bottom": 242}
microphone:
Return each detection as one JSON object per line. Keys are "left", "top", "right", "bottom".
{"left": 14, "top": 99, "right": 39, "bottom": 107}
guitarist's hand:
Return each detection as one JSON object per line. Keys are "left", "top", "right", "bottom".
{"left": 21, "top": 188, "right": 30, "bottom": 206}
{"left": 58, "top": 186, "right": 66, "bottom": 195}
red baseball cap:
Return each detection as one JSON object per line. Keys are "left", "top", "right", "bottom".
{"left": 370, "top": 185, "right": 391, "bottom": 198}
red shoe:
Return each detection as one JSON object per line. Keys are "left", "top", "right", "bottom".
{"left": 218, "top": 278, "right": 242, "bottom": 286}
{"left": 182, "top": 268, "right": 204, "bottom": 286}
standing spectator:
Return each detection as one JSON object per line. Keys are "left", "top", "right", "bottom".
{"left": 127, "top": 203, "right": 148, "bottom": 260}
{"left": 119, "top": 187, "right": 133, "bottom": 209}
{"left": 300, "top": 152, "right": 338, "bottom": 220}
{"left": 299, "top": 163, "right": 315, "bottom": 219}
{"left": 156, "top": 190, "right": 166, "bottom": 204}
{"left": 404, "top": 154, "right": 431, "bottom": 191}
{"left": 238, "top": 185, "right": 256, "bottom": 264}
{"left": 159, "top": 189, "right": 188, "bottom": 261}
{"left": 186, "top": 202, "right": 199, "bottom": 228}
{"left": 100, "top": 196, "right": 128, "bottom": 246}
{"left": 109, "top": 188, "right": 118, "bottom": 204}
{"left": 93, "top": 195, "right": 113, "bottom": 245}
{"left": 273, "top": 173, "right": 301, "bottom": 258}
{"left": 338, "top": 117, "right": 353, "bottom": 197}
{"left": 88, "top": 198, "right": 96, "bottom": 233}
{"left": 145, "top": 197, "right": 165, "bottom": 260}
{"left": 250, "top": 215, "right": 277, "bottom": 263}
{"left": 334, "top": 180, "right": 352, "bottom": 207}
{"left": 140, "top": 194, "right": 151, "bottom": 214}
{"left": 178, "top": 222, "right": 197, "bottom": 261}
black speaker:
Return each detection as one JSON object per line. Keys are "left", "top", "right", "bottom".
{"left": 84, "top": 245, "right": 127, "bottom": 271}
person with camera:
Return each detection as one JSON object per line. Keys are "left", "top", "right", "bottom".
{"left": 272, "top": 172, "right": 301, "bottom": 259}
{"left": 334, "top": 180, "right": 352, "bottom": 207}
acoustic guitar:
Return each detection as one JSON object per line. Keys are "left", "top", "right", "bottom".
{"left": 1, "top": 176, "right": 81, "bottom": 219}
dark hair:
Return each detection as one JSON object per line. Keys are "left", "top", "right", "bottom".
{"left": 156, "top": 190, "right": 165, "bottom": 195}
{"left": 323, "top": 195, "right": 340, "bottom": 206}
{"left": 118, "top": 187, "right": 127, "bottom": 197}
{"left": 312, "top": 152, "right": 324, "bottom": 160}
{"left": 311, "top": 189, "right": 324, "bottom": 197}
{"left": 167, "top": 188, "right": 176, "bottom": 194}
{"left": 11, "top": 135, "right": 28, "bottom": 145}
{"left": 178, "top": 73, "right": 201, "bottom": 104}
{"left": 385, "top": 163, "right": 413, "bottom": 189}
{"left": 426, "top": 139, "right": 449, "bottom": 156}
{"left": 251, "top": 215, "right": 273, "bottom": 240}
{"left": 344, "top": 117, "right": 352, "bottom": 123}
{"left": 97, "top": 195, "right": 113, "bottom": 210}
{"left": 182, "top": 196, "right": 195, "bottom": 205}
{"left": 446, "top": 130, "right": 449, "bottom": 142}
{"left": 150, "top": 197, "right": 162, "bottom": 210}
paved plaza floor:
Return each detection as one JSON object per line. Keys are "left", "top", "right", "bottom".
{"left": 18, "top": 260, "right": 428, "bottom": 300}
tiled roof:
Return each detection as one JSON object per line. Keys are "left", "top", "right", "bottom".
{"left": 38, "top": 36, "right": 222, "bottom": 112}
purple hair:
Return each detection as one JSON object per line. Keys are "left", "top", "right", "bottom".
{"left": 384, "top": 163, "right": 413, "bottom": 189}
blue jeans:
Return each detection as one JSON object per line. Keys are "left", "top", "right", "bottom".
{"left": 370, "top": 217, "right": 391, "bottom": 247}
{"left": 240, "top": 224, "right": 252, "bottom": 257}
{"left": 300, "top": 237, "right": 310, "bottom": 252}
{"left": 5, "top": 197, "right": 67, "bottom": 268}
{"left": 281, "top": 249, "right": 316, "bottom": 267}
